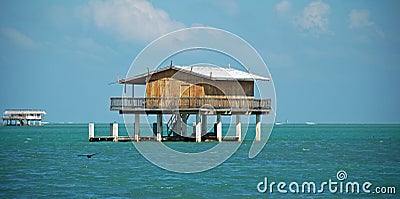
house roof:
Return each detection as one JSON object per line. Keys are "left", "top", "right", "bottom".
{"left": 120, "top": 65, "right": 270, "bottom": 85}
{"left": 3, "top": 110, "right": 46, "bottom": 115}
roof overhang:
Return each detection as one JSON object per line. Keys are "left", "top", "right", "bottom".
{"left": 3, "top": 110, "right": 46, "bottom": 115}
{"left": 119, "top": 65, "right": 270, "bottom": 85}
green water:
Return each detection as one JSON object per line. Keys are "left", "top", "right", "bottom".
{"left": 0, "top": 124, "right": 399, "bottom": 198}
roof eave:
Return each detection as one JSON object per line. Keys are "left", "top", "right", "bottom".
{"left": 119, "top": 66, "right": 271, "bottom": 84}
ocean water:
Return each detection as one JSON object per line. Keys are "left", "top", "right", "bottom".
{"left": 0, "top": 123, "right": 399, "bottom": 198}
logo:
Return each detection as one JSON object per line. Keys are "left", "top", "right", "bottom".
{"left": 257, "top": 170, "right": 396, "bottom": 195}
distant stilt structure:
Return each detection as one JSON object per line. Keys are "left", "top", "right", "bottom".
{"left": 2, "top": 110, "right": 46, "bottom": 126}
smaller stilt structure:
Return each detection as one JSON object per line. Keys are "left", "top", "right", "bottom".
{"left": 2, "top": 109, "right": 46, "bottom": 126}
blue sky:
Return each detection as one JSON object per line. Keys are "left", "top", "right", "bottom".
{"left": 1, "top": 0, "right": 399, "bottom": 123}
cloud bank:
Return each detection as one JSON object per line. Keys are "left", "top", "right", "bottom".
{"left": 79, "top": 0, "right": 186, "bottom": 43}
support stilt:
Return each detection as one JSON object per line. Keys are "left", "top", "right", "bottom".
{"left": 174, "top": 113, "right": 181, "bottom": 135}
{"left": 181, "top": 113, "right": 187, "bottom": 136}
{"left": 201, "top": 114, "right": 207, "bottom": 134}
{"left": 157, "top": 114, "right": 162, "bottom": 142}
{"left": 256, "top": 114, "right": 261, "bottom": 141}
{"left": 89, "top": 123, "right": 94, "bottom": 140}
{"left": 134, "top": 113, "right": 140, "bottom": 142}
{"left": 111, "top": 122, "right": 118, "bottom": 142}
{"left": 196, "top": 113, "right": 201, "bottom": 142}
{"left": 236, "top": 115, "right": 241, "bottom": 142}
{"left": 217, "top": 114, "right": 222, "bottom": 142}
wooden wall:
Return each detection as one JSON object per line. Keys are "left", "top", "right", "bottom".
{"left": 145, "top": 69, "right": 254, "bottom": 99}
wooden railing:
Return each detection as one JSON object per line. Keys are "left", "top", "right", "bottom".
{"left": 110, "top": 97, "right": 271, "bottom": 110}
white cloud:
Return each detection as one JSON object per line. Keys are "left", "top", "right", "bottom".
{"left": 79, "top": 0, "right": 186, "bottom": 43}
{"left": 297, "top": 1, "right": 331, "bottom": 34}
{"left": 275, "top": 0, "right": 291, "bottom": 14}
{"left": 349, "top": 9, "right": 384, "bottom": 37}
{"left": 349, "top": 9, "right": 373, "bottom": 28}
{"left": 213, "top": 0, "right": 240, "bottom": 16}
{"left": 1, "top": 27, "right": 35, "bottom": 48}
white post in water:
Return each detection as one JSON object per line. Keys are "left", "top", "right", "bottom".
{"left": 192, "top": 122, "right": 196, "bottom": 138}
{"left": 134, "top": 113, "right": 140, "bottom": 142}
{"left": 236, "top": 115, "right": 241, "bottom": 142}
{"left": 196, "top": 113, "right": 201, "bottom": 142}
{"left": 216, "top": 114, "right": 222, "bottom": 142}
{"left": 256, "top": 114, "right": 261, "bottom": 141}
{"left": 181, "top": 113, "right": 187, "bottom": 136}
{"left": 89, "top": 123, "right": 94, "bottom": 140}
{"left": 111, "top": 122, "right": 118, "bottom": 142}
{"left": 175, "top": 113, "right": 181, "bottom": 135}
{"left": 201, "top": 114, "right": 207, "bottom": 134}
{"left": 157, "top": 114, "right": 162, "bottom": 142}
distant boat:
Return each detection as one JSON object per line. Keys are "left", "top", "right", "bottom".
{"left": 305, "top": 122, "right": 316, "bottom": 125}
{"left": 274, "top": 122, "right": 282, "bottom": 125}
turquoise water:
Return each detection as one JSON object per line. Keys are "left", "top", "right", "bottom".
{"left": 0, "top": 124, "right": 399, "bottom": 198}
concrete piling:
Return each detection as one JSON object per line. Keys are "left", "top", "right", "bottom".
{"left": 157, "top": 114, "right": 162, "bottom": 142}
{"left": 256, "top": 114, "right": 261, "bottom": 141}
{"left": 216, "top": 114, "right": 222, "bottom": 142}
{"left": 236, "top": 115, "right": 241, "bottom": 142}
{"left": 110, "top": 122, "right": 118, "bottom": 142}
{"left": 89, "top": 123, "right": 94, "bottom": 140}
{"left": 195, "top": 113, "right": 201, "bottom": 142}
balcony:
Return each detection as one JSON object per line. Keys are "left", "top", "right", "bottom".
{"left": 110, "top": 97, "right": 271, "bottom": 114}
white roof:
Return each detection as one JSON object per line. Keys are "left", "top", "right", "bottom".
{"left": 120, "top": 65, "right": 270, "bottom": 84}
{"left": 3, "top": 110, "right": 46, "bottom": 115}
{"left": 175, "top": 65, "right": 270, "bottom": 81}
